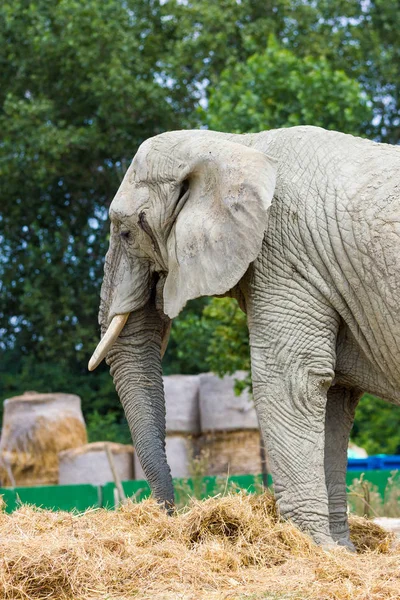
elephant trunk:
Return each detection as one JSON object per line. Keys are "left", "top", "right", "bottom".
{"left": 105, "top": 304, "right": 174, "bottom": 507}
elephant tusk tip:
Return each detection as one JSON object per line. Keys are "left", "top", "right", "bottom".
{"left": 88, "top": 356, "right": 99, "bottom": 371}
{"left": 88, "top": 343, "right": 105, "bottom": 371}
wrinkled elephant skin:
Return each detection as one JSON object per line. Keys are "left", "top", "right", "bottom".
{"left": 90, "top": 126, "right": 400, "bottom": 548}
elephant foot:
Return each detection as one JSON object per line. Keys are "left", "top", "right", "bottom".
{"left": 320, "top": 536, "right": 356, "bottom": 553}
{"left": 329, "top": 520, "right": 356, "bottom": 552}
{"left": 309, "top": 530, "right": 338, "bottom": 549}
{"left": 309, "top": 529, "right": 355, "bottom": 552}
{"left": 335, "top": 537, "right": 356, "bottom": 553}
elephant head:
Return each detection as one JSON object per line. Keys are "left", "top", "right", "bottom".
{"left": 89, "top": 130, "right": 277, "bottom": 506}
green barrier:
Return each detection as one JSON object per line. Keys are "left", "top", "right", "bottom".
{"left": 0, "top": 484, "right": 100, "bottom": 514}
{"left": 174, "top": 473, "right": 273, "bottom": 505}
{"left": 345, "top": 469, "right": 396, "bottom": 497}
{"left": 0, "top": 488, "right": 17, "bottom": 513}
{"left": 101, "top": 474, "right": 273, "bottom": 509}
{"left": 102, "top": 479, "right": 151, "bottom": 509}
{"left": 0, "top": 470, "right": 395, "bottom": 513}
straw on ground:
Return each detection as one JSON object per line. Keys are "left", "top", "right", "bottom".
{"left": 0, "top": 491, "right": 398, "bottom": 600}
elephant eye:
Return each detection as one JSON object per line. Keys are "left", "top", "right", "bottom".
{"left": 120, "top": 230, "right": 130, "bottom": 240}
{"left": 138, "top": 211, "right": 161, "bottom": 255}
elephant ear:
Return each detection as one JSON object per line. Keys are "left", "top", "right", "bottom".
{"left": 163, "top": 138, "right": 277, "bottom": 318}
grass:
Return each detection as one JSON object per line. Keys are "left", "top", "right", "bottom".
{"left": 347, "top": 471, "right": 400, "bottom": 518}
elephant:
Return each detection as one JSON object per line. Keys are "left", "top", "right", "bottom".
{"left": 89, "top": 125, "right": 400, "bottom": 549}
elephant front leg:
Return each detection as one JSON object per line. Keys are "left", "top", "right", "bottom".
{"left": 249, "top": 289, "right": 340, "bottom": 547}
{"left": 325, "top": 385, "right": 360, "bottom": 550}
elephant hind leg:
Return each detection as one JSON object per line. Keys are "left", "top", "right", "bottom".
{"left": 325, "top": 385, "right": 361, "bottom": 550}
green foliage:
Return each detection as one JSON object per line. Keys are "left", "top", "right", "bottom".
{"left": 0, "top": 0, "right": 181, "bottom": 427}
{"left": 0, "top": 0, "right": 179, "bottom": 361}
{"left": 204, "top": 37, "right": 372, "bottom": 134}
{"left": 164, "top": 296, "right": 249, "bottom": 383}
{"left": 86, "top": 411, "right": 131, "bottom": 445}
{"left": 0, "top": 347, "right": 118, "bottom": 424}
{"left": 0, "top": 0, "right": 399, "bottom": 454}
{"left": 167, "top": 0, "right": 400, "bottom": 142}
{"left": 202, "top": 298, "right": 249, "bottom": 375}
{"left": 352, "top": 395, "right": 400, "bottom": 455}
{"left": 163, "top": 299, "right": 212, "bottom": 375}
{"left": 165, "top": 296, "right": 250, "bottom": 396}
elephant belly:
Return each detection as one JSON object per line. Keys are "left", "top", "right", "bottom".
{"left": 308, "top": 161, "right": 400, "bottom": 399}
{"left": 331, "top": 196, "right": 400, "bottom": 397}
{"left": 335, "top": 324, "right": 400, "bottom": 405}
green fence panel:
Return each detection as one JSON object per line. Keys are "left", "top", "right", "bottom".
{"left": 0, "top": 470, "right": 396, "bottom": 513}
{"left": 101, "top": 480, "right": 152, "bottom": 509}
{"left": 101, "top": 475, "right": 272, "bottom": 509}
{"left": 0, "top": 484, "right": 100, "bottom": 513}
{"left": 346, "top": 469, "right": 396, "bottom": 497}
{"left": 173, "top": 473, "right": 273, "bottom": 505}
{"left": 0, "top": 488, "right": 18, "bottom": 513}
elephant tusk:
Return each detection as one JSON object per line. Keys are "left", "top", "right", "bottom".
{"left": 88, "top": 313, "right": 130, "bottom": 371}
{"left": 160, "top": 320, "right": 172, "bottom": 359}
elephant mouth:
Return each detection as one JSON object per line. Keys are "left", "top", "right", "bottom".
{"left": 88, "top": 273, "right": 170, "bottom": 372}
{"left": 88, "top": 313, "right": 130, "bottom": 371}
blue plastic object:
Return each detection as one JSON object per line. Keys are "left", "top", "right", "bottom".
{"left": 347, "top": 455, "right": 400, "bottom": 471}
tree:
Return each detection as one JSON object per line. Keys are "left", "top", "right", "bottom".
{"left": 204, "top": 36, "right": 372, "bottom": 134}
{"left": 165, "top": 0, "right": 400, "bottom": 142}
{"left": 1, "top": 0, "right": 399, "bottom": 451}
{"left": 351, "top": 394, "right": 400, "bottom": 455}
{"left": 0, "top": 0, "right": 183, "bottom": 428}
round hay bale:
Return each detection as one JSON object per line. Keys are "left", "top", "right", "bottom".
{"left": 0, "top": 392, "right": 87, "bottom": 486}
{"left": 165, "top": 435, "right": 195, "bottom": 479}
{"left": 59, "top": 442, "right": 134, "bottom": 485}
{"left": 200, "top": 430, "right": 262, "bottom": 476}
{"left": 134, "top": 435, "right": 197, "bottom": 480}
{"left": 164, "top": 375, "right": 200, "bottom": 434}
{"left": 199, "top": 372, "right": 258, "bottom": 432}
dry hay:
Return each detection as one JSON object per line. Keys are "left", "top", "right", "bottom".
{"left": 201, "top": 430, "right": 262, "bottom": 475}
{"left": 0, "top": 417, "right": 87, "bottom": 486}
{"left": 0, "top": 392, "right": 87, "bottom": 486}
{"left": 0, "top": 491, "right": 398, "bottom": 600}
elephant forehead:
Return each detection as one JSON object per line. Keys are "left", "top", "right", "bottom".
{"left": 129, "top": 137, "right": 187, "bottom": 184}
{"left": 110, "top": 185, "right": 150, "bottom": 220}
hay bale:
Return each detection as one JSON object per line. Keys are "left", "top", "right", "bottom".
{"left": 0, "top": 392, "right": 87, "bottom": 486}
{"left": 165, "top": 436, "right": 196, "bottom": 479}
{"left": 134, "top": 435, "right": 197, "bottom": 480}
{"left": 59, "top": 442, "right": 134, "bottom": 486}
{"left": 349, "top": 516, "right": 396, "bottom": 552}
{"left": 164, "top": 375, "right": 200, "bottom": 434}
{"left": 199, "top": 371, "right": 258, "bottom": 432}
{"left": 201, "top": 430, "right": 262, "bottom": 476}
{"left": 198, "top": 373, "right": 262, "bottom": 476}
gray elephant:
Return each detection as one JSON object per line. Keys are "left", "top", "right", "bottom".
{"left": 89, "top": 126, "right": 400, "bottom": 549}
